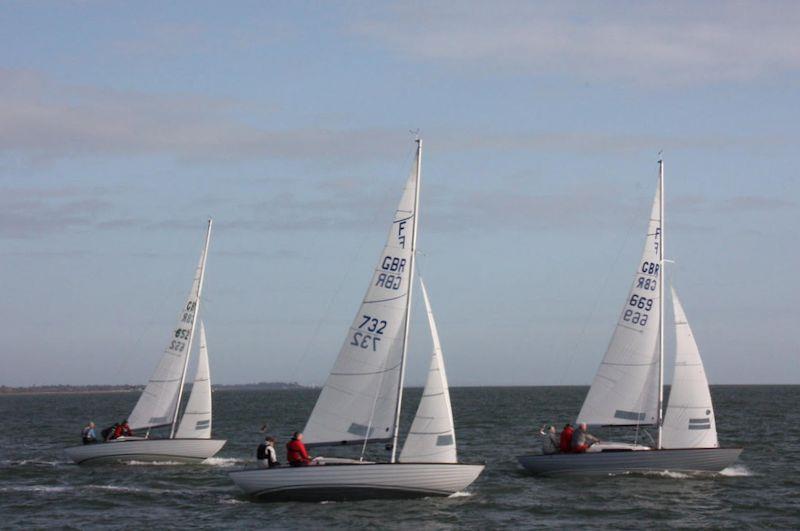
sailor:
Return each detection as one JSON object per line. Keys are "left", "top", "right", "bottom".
{"left": 539, "top": 425, "right": 559, "bottom": 454}
{"left": 571, "top": 423, "right": 600, "bottom": 453}
{"left": 121, "top": 420, "right": 134, "bottom": 437}
{"left": 102, "top": 423, "right": 118, "bottom": 441}
{"left": 81, "top": 422, "right": 97, "bottom": 444}
{"left": 286, "top": 432, "right": 312, "bottom": 466}
{"left": 257, "top": 436, "right": 280, "bottom": 468}
{"left": 559, "top": 423, "right": 574, "bottom": 453}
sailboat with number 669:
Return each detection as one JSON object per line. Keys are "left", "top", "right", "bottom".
{"left": 517, "top": 160, "right": 742, "bottom": 476}
{"left": 64, "top": 220, "right": 226, "bottom": 464}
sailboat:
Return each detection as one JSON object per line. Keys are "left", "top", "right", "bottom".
{"left": 64, "top": 220, "right": 226, "bottom": 464}
{"left": 229, "top": 139, "right": 484, "bottom": 500}
{"left": 517, "top": 160, "right": 742, "bottom": 476}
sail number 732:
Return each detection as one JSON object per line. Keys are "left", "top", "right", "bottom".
{"left": 351, "top": 314, "right": 387, "bottom": 351}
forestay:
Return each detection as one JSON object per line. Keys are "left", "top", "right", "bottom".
{"left": 577, "top": 180, "right": 662, "bottom": 427}
{"left": 128, "top": 222, "right": 211, "bottom": 432}
{"left": 176, "top": 322, "right": 213, "bottom": 439}
{"left": 400, "top": 279, "right": 457, "bottom": 463}
{"left": 303, "top": 149, "right": 420, "bottom": 447}
{"left": 662, "top": 287, "right": 718, "bottom": 448}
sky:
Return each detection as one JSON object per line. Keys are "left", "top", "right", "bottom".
{"left": 1, "top": 1, "right": 798, "bottom": 387}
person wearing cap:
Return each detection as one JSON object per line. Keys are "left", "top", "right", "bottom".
{"left": 539, "top": 424, "right": 560, "bottom": 454}
{"left": 257, "top": 436, "right": 280, "bottom": 468}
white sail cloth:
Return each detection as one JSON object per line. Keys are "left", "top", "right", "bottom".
{"left": 176, "top": 322, "right": 213, "bottom": 439}
{"left": 662, "top": 287, "right": 718, "bottom": 448}
{"left": 400, "top": 280, "right": 457, "bottom": 463}
{"left": 303, "top": 150, "right": 420, "bottom": 446}
{"left": 578, "top": 180, "right": 662, "bottom": 427}
{"left": 128, "top": 223, "right": 210, "bottom": 432}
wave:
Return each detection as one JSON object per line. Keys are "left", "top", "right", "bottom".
{"left": 719, "top": 464, "right": 753, "bottom": 477}
{"left": 122, "top": 460, "right": 184, "bottom": 466}
{"left": 0, "top": 485, "right": 71, "bottom": 493}
{"left": 448, "top": 491, "right": 472, "bottom": 498}
{"left": 203, "top": 457, "right": 245, "bottom": 467}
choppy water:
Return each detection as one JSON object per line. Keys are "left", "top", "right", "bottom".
{"left": 1, "top": 386, "right": 798, "bottom": 528}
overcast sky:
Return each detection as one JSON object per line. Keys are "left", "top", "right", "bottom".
{"left": 1, "top": 1, "right": 798, "bottom": 387}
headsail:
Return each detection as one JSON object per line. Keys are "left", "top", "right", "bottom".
{"left": 175, "top": 321, "right": 213, "bottom": 439}
{"left": 577, "top": 179, "right": 662, "bottom": 427}
{"left": 400, "top": 279, "right": 457, "bottom": 463}
{"left": 128, "top": 221, "right": 211, "bottom": 433}
{"left": 303, "top": 145, "right": 420, "bottom": 447}
{"left": 661, "top": 287, "right": 718, "bottom": 448}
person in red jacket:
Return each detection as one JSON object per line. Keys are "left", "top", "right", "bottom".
{"left": 286, "top": 432, "right": 312, "bottom": 466}
{"left": 559, "top": 423, "right": 574, "bottom": 453}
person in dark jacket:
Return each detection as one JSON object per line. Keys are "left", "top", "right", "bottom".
{"left": 559, "top": 424, "right": 574, "bottom": 453}
{"left": 286, "top": 432, "right": 312, "bottom": 466}
{"left": 257, "top": 436, "right": 280, "bottom": 468}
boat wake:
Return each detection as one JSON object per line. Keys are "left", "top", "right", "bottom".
{"left": 448, "top": 491, "right": 472, "bottom": 498}
{"left": 203, "top": 457, "right": 244, "bottom": 467}
{"left": 123, "top": 460, "right": 184, "bottom": 466}
{"left": 719, "top": 464, "right": 752, "bottom": 477}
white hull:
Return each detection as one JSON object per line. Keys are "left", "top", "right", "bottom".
{"left": 229, "top": 462, "right": 485, "bottom": 501}
{"left": 517, "top": 447, "right": 742, "bottom": 476}
{"left": 64, "top": 438, "right": 227, "bottom": 464}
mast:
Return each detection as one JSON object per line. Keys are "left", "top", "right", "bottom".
{"left": 656, "top": 159, "right": 665, "bottom": 449}
{"left": 170, "top": 218, "right": 212, "bottom": 439}
{"left": 390, "top": 138, "right": 422, "bottom": 463}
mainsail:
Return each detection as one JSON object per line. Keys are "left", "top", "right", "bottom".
{"left": 175, "top": 321, "right": 213, "bottom": 439}
{"left": 400, "top": 279, "right": 457, "bottom": 463}
{"left": 303, "top": 144, "right": 421, "bottom": 447}
{"left": 127, "top": 220, "right": 211, "bottom": 433}
{"left": 577, "top": 179, "right": 662, "bottom": 427}
{"left": 661, "top": 287, "right": 718, "bottom": 448}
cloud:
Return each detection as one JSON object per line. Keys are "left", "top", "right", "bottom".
{"left": 0, "top": 69, "right": 408, "bottom": 164}
{"left": 0, "top": 186, "right": 113, "bottom": 238}
{"left": 353, "top": 1, "right": 800, "bottom": 86}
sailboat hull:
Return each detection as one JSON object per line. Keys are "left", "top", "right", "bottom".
{"left": 64, "top": 438, "right": 227, "bottom": 464}
{"left": 517, "top": 447, "right": 742, "bottom": 476}
{"left": 228, "top": 462, "right": 484, "bottom": 501}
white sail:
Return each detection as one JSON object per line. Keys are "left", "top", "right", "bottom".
{"left": 303, "top": 146, "right": 420, "bottom": 447}
{"left": 128, "top": 221, "right": 211, "bottom": 433}
{"left": 661, "top": 287, "right": 718, "bottom": 448}
{"left": 577, "top": 179, "right": 662, "bottom": 427}
{"left": 175, "top": 322, "right": 213, "bottom": 439}
{"left": 400, "top": 279, "right": 457, "bottom": 463}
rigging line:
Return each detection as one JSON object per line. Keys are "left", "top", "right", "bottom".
{"left": 288, "top": 144, "right": 418, "bottom": 386}
{"left": 556, "top": 197, "right": 646, "bottom": 387}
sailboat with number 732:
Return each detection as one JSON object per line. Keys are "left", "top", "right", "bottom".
{"left": 229, "top": 139, "right": 484, "bottom": 500}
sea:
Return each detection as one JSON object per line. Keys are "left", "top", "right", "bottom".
{"left": 1, "top": 386, "right": 798, "bottom": 529}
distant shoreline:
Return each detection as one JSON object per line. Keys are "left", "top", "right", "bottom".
{"left": 0, "top": 382, "right": 309, "bottom": 396}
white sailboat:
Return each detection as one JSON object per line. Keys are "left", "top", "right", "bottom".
{"left": 517, "top": 160, "right": 741, "bottom": 476}
{"left": 229, "top": 139, "right": 484, "bottom": 501}
{"left": 65, "top": 220, "right": 226, "bottom": 464}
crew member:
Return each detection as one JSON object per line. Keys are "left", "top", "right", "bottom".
{"left": 539, "top": 425, "right": 560, "bottom": 454}
{"left": 559, "top": 423, "right": 574, "bottom": 453}
{"left": 286, "top": 432, "right": 312, "bottom": 466}
{"left": 81, "top": 422, "right": 97, "bottom": 444}
{"left": 257, "top": 436, "right": 280, "bottom": 468}
{"left": 571, "top": 423, "right": 600, "bottom": 453}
